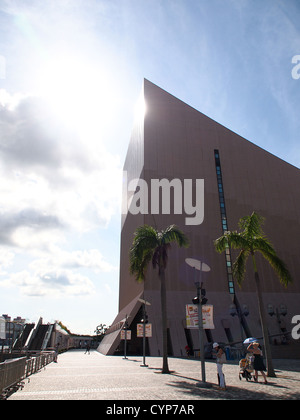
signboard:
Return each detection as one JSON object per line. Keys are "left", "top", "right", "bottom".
{"left": 120, "top": 330, "right": 131, "bottom": 340}
{"left": 202, "top": 305, "right": 215, "bottom": 329}
{"left": 186, "top": 304, "right": 199, "bottom": 328}
{"left": 0, "top": 316, "right": 6, "bottom": 340}
{"left": 137, "top": 323, "right": 152, "bottom": 338}
{"left": 186, "top": 304, "right": 215, "bottom": 329}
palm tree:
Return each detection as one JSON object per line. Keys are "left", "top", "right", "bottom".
{"left": 214, "top": 211, "right": 292, "bottom": 377}
{"left": 129, "top": 224, "right": 189, "bottom": 373}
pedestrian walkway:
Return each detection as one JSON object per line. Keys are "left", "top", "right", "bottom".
{"left": 8, "top": 349, "right": 300, "bottom": 400}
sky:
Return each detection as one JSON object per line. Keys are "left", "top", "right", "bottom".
{"left": 0, "top": 0, "right": 299, "bottom": 335}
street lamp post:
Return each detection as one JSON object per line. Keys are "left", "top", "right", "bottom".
{"left": 123, "top": 315, "right": 129, "bottom": 360}
{"left": 138, "top": 298, "right": 151, "bottom": 367}
{"left": 185, "top": 258, "right": 212, "bottom": 388}
{"left": 195, "top": 279, "right": 206, "bottom": 383}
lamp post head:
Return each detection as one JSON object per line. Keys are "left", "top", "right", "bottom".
{"left": 138, "top": 298, "right": 151, "bottom": 306}
{"left": 185, "top": 258, "right": 211, "bottom": 272}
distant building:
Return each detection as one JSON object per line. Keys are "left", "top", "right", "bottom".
{"left": 99, "top": 79, "right": 300, "bottom": 358}
{"left": 1, "top": 314, "right": 26, "bottom": 346}
{"left": 0, "top": 315, "right": 95, "bottom": 353}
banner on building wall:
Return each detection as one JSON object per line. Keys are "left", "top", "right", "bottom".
{"left": 137, "top": 323, "right": 152, "bottom": 337}
{"left": 120, "top": 330, "right": 131, "bottom": 340}
{"left": 186, "top": 304, "right": 215, "bottom": 329}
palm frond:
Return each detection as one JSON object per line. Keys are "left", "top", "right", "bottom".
{"left": 252, "top": 237, "right": 276, "bottom": 255}
{"left": 239, "top": 211, "right": 265, "bottom": 238}
{"left": 129, "top": 225, "right": 158, "bottom": 281}
{"left": 162, "top": 224, "right": 189, "bottom": 247}
{"left": 214, "top": 234, "right": 230, "bottom": 253}
{"left": 130, "top": 226, "right": 158, "bottom": 256}
{"left": 259, "top": 249, "right": 293, "bottom": 287}
{"left": 132, "top": 225, "right": 158, "bottom": 247}
{"left": 136, "top": 248, "right": 154, "bottom": 282}
{"left": 233, "top": 249, "right": 250, "bottom": 286}
{"left": 129, "top": 224, "right": 189, "bottom": 282}
{"left": 214, "top": 231, "right": 249, "bottom": 253}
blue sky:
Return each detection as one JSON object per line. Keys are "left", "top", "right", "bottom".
{"left": 0, "top": 0, "right": 299, "bottom": 334}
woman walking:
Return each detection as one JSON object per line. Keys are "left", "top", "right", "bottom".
{"left": 247, "top": 342, "right": 268, "bottom": 384}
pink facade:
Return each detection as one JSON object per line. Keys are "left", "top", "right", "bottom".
{"left": 99, "top": 79, "right": 300, "bottom": 358}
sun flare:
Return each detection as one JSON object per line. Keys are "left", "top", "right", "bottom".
{"left": 35, "top": 54, "right": 118, "bottom": 139}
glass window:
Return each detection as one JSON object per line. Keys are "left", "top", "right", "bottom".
{"left": 215, "top": 149, "right": 236, "bottom": 297}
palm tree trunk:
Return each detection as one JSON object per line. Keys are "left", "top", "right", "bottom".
{"left": 159, "top": 267, "right": 170, "bottom": 374}
{"left": 251, "top": 254, "right": 276, "bottom": 377}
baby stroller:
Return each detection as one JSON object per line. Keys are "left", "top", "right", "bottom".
{"left": 239, "top": 353, "right": 254, "bottom": 381}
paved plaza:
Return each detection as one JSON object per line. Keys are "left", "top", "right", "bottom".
{"left": 8, "top": 349, "right": 300, "bottom": 401}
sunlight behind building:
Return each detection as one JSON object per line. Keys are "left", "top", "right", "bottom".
{"left": 35, "top": 54, "right": 120, "bottom": 146}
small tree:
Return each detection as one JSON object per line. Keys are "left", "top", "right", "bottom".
{"left": 94, "top": 324, "right": 108, "bottom": 342}
{"left": 129, "top": 224, "right": 189, "bottom": 373}
{"left": 214, "top": 212, "right": 292, "bottom": 377}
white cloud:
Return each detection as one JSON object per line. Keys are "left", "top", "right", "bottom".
{"left": 0, "top": 249, "right": 15, "bottom": 275}
{"left": 0, "top": 91, "right": 122, "bottom": 251}
{"left": 5, "top": 269, "right": 95, "bottom": 297}
{"left": 0, "top": 246, "right": 117, "bottom": 298}
{"left": 0, "top": 86, "right": 122, "bottom": 300}
{"left": 30, "top": 248, "right": 117, "bottom": 273}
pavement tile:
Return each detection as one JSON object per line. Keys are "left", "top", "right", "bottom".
{"left": 7, "top": 349, "right": 300, "bottom": 401}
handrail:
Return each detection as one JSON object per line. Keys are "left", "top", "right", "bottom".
{"left": 0, "top": 351, "right": 55, "bottom": 399}
{"left": 0, "top": 357, "right": 26, "bottom": 396}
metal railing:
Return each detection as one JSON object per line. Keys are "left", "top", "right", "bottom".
{"left": 25, "top": 352, "right": 55, "bottom": 377}
{"left": 0, "top": 351, "right": 55, "bottom": 399}
{"left": 0, "top": 357, "right": 27, "bottom": 398}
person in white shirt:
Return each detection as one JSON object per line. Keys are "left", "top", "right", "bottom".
{"left": 213, "top": 342, "right": 226, "bottom": 390}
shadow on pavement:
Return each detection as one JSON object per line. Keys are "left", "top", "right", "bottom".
{"left": 165, "top": 378, "right": 300, "bottom": 400}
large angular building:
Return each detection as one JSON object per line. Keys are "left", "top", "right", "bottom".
{"left": 99, "top": 79, "right": 300, "bottom": 358}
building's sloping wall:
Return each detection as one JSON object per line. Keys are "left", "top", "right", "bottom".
{"left": 104, "top": 79, "right": 300, "bottom": 358}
